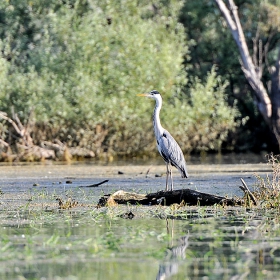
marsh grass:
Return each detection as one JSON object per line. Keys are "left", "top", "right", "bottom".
{"left": 56, "top": 197, "right": 79, "bottom": 210}
{"left": 0, "top": 206, "right": 171, "bottom": 265}
{"left": 253, "top": 154, "right": 280, "bottom": 208}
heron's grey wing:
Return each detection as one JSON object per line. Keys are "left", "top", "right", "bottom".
{"left": 159, "top": 130, "right": 188, "bottom": 178}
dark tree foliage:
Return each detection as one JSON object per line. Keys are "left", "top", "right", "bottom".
{"left": 180, "top": 0, "right": 280, "bottom": 152}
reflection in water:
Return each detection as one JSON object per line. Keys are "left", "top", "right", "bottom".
{"left": 156, "top": 234, "right": 189, "bottom": 280}
{"left": 156, "top": 220, "right": 189, "bottom": 280}
{"left": 155, "top": 210, "right": 280, "bottom": 280}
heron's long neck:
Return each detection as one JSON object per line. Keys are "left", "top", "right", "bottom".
{"left": 153, "top": 98, "right": 164, "bottom": 139}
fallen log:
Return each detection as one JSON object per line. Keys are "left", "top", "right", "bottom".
{"left": 98, "top": 188, "right": 242, "bottom": 207}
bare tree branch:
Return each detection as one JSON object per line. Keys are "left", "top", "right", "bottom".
{"left": 0, "top": 111, "right": 23, "bottom": 136}
{"left": 0, "top": 139, "right": 9, "bottom": 147}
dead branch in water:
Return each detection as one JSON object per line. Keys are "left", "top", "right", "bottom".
{"left": 239, "top": 178, "right": 258, "bottom": 205}
{"left": 79, "top": 180, "right": 109, "bottom": 188}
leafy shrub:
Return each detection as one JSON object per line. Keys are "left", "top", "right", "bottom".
{"left": 0, "top": 0, "right": 238, "bottom": 158}
{"left": 158, "top": 67, "right": 239, "bottom": 154}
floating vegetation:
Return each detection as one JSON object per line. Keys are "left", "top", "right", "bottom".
{"left": 56, "top": 197, "right": 79, "bottom": 210}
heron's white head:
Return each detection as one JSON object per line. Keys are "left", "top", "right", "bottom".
{"left": 137, "top": 90, "right": 162, "bottom": 105}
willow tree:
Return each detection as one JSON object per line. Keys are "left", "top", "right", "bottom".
{"left": 215, "top": 0, "right": 280, "bottom": 150}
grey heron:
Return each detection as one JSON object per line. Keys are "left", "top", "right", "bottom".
{"left": 137, "top": 90, "right": 188, "bottom": 191}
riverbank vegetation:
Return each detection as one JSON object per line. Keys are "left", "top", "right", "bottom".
{"left": 253, "top": 154, "right": 280, "bottom": 208}
{"left": 0, "top": 0, "right": 279, "bottom": 161}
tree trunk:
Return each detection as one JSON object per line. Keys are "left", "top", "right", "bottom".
{"left": 214, "top": 0, "right": 280, "bottom": 150}
{"left": 271, "top": 48, "right": 280, "bottom": 144}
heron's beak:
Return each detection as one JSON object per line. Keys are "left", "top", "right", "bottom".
{"left": 137, "top": 93, "right": 149, "bottom": 97}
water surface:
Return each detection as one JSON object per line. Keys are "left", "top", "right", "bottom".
{"left": 0, "top": 156, "right": 278, "bottom": 280}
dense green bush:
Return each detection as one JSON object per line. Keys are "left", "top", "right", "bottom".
{"left": 162, "top": 67, "right": 238, "bottom": 154}
{"left": 0, "top": 0, "right": 238, "bottom": 158}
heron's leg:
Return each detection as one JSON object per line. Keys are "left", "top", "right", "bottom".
{"left": 170, "top": 167, "right": 174, "bottom": 191}
{"left": 165, "top": 163, "right": 169, "bottom": 191}
{"left": 166, "top": 163, "right": 173, "bottom": 191}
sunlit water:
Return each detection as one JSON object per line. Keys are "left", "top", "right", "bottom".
{"left": 0, "top": 153, "right": 279, "bottom": 280}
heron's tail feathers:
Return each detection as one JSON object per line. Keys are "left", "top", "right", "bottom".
{"left": 171, "top": 161, "right": 188, "bottom": 178}
{"left": 176, "top": 162, "right": 188, "bottom": 178}
{"left": 181, "top": 169, "right": 188, "bottom": 178}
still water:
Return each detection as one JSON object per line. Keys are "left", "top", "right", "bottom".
{"left": 0, "top": 153, "right": 279, "bottom": 280}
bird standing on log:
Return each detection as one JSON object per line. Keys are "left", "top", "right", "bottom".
{"left": 137, "top": 90, "right": 188, "bottom": 191}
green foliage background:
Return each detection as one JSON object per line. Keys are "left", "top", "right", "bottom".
{"left": 0, "top": 0, "right": 239, "bottom": 158}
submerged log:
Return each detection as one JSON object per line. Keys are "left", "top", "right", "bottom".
{"left": 98, "top": 188, "right": 242, "bottom": 207}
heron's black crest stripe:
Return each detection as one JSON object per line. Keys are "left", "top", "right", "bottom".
{"left": 150, "top": 90, "right": 160, "bottom": 95}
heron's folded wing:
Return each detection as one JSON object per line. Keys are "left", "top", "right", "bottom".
{"left": 159, "top": 130, "right": 187, "bottom": 176}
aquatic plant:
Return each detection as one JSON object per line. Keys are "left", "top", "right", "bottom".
{"left": 253, "top": 154, "right": 280, "bottom": 208}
